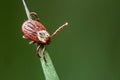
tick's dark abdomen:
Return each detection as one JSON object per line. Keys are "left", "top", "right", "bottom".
{"left": 22, "top": 20, "right": 46, "bottom": 43}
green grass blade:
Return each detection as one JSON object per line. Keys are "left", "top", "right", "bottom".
{"left": 40, "top": 51, "right": 60, "bottom": 80}
{"left": 22, "top": 0, "right": 32, "bottom": 20}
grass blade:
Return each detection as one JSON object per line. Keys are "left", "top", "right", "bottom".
{"left": 40, "top": 51, "right": 60, "bottom": 80}
{"left": 22, "top": 0, "right": 32, "bottom": 20}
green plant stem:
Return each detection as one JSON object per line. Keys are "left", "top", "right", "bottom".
{"left": 22, "top": 0, "right": 32, "bottom": 20}
{"left": 22, "top": 0, "right": 60, "bottom": 80}
{"left": 39, "top": 51, "right": 60, "bottom": 80}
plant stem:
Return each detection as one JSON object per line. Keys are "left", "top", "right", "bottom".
{"left": 22, "top": 0, "right": 60, "bottom": 80}
{"left": 40, "top": 51, "right": 60, "bottom": 80}
{"left": 22, "top": 0, "right": 32, "bottom": 20}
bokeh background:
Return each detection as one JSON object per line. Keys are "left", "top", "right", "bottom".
{"left": 0, "top": 0, "right": 120, "bottom": 80}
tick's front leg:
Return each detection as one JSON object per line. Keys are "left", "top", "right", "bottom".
{"left": 51, "top": 22, "right": 68, "bottom": 39}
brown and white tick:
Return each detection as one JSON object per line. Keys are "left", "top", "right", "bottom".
{"left": 22, "top": 12, "right": 68, "bottom": 62}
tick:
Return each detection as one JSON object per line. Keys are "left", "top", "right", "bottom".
{"left": 22, "top": 12, "right": 68, "bottom": 62}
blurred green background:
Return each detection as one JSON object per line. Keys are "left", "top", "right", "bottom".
{"left": 0, "top": 0, "right": 120, "bottom": 80}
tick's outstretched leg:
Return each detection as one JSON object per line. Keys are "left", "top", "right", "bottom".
{"left": 30, "top": 12, "right": 40, "bottom": 22}
{"left": 51, "top": 22, "right": 68, "bottom": 39}
{"left": 36, "top": 45, "right": 41, "bottom": 58}
{"left": 42, "top": 46, "right": 47, "bottom": 63}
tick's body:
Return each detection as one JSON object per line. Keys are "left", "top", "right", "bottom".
{"left": 22, "top": 12, "right": 68, "bottom": 62}
{"left": 22, "top": 20, "right": 50, "bottom": 45}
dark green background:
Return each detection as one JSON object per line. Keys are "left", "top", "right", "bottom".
{"left": 0, "top": 0, "right": 120, "bottom": 80}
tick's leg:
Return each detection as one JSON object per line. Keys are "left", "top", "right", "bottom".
{"left": 42, "top": 46, "right": 47, "bottom": 62}
{"left": 29, "top": 41, "right": 35, "bottom": 45}
{"left": 22, "top": 35, "right": 28, "bottom": 39}
{"left": 30, "top": 12, "right": 40, "bottom": 22}
{"left": 36, "top": 45, "right": 41, "bottom": 58}
{"left": 51, "top": 22, "right": 68, "bottom": 39}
